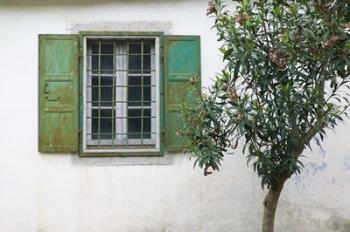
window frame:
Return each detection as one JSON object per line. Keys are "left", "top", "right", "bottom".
{"left": 78, "top": 31, "right": 164, "bottom": 157}
{"left": 85, "top": 37, "right": 158, "bottom": 149}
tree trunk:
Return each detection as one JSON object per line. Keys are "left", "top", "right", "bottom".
{"left": 262, "top": 178, "right": 287, "bottom": 232}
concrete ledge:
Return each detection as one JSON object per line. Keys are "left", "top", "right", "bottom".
{"left": 70, "top": 153, "right": 175, "bottom": 166}
{"left": 67, "top": 20, "right": 173, "bottom": 34}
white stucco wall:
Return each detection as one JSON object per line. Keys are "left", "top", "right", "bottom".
{"left": 0, "top": 0, "right": 349, "bottom": 231}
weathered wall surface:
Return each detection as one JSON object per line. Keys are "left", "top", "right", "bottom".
{"left": 0, "top": 0, "right": 349, "bottom": 231}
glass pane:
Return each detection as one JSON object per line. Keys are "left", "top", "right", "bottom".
{"left": 100, "top": 109, "right": 114, "bottom": 139}
{"left": 129, "top": 75, "right": 141, "bottom": 86}
{"left": 128, "top": 88, "right": 142, "bottom": 106}
{"left": 101, "top": 87, "right": 113, "bottom": 106}
{"left": 92, "top": 76, "right": 114, "bottom": 86}
{"left": 101, "top": 43, "right": 113, "bottom": 54}
{"left": 91, "top": 44, "right": 99, "bottom": 54}
{"left": 129, "top": 43, "right": 141, "bottom": 54}
{"left": 144, "top": 75, "right": 151, "bottom": 85}
{"left": 143, "top": 87, "right": 151, "bottom": 106}
{"left": 92, "top": 87, "right": 99, "bottom": 106}
{"left": 92, "top": 55, "right": 99, "bottom": 69}
{"left": 129, "top": 55, "right": 141, "bottom": 73}
{"left": 100, "top": 109, "right": 112, "bottom": 118}
{"left": 101, "top": 55, "right": 113, "bottom": 70}
{"left": 143, "top": 109, "right": 151, "bottom": 139}
{"left": 128, "top": 76, "right": 142, "bottom": 106}
{"left": 92, "top": 76, "right": 98, "bottom": 86}
{"left": 143, "top": 55, "right": 150, "bottom": 71}
{"left": 91, "top": 109, "right": 114, "bottom": 139}
{"left": 128, "top": 109, "right": 141, "bottom": 139}
{"left": 92, "top": 109, "right": 98, "bottom": 118}
{"left": 101, "top": 76, "right": 113, "bottom": 86}
{"left": 92, "top": 124, "right": 98, "bottom": 139}
{"left": 91, "top": 84, "right": 114, "bottom": 105}
{"left": 92, "top": 109, "right": 98, "bottom": 139}
{"left": 144, "top": 76, "right": 151, "bottom": 106}
{"left": 143, "top": 43, "right": 151, "bottom": 54}
{"left": 127, "top": 109, "right": 152, "bottom": 139}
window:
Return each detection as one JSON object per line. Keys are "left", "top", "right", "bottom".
{"left": 83, "top": 37, "right": 160, "bottom": 153}
{"left": 38, "top": 33, "right": 201, "bottom": 156}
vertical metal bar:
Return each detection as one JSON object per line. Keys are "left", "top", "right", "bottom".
{"left": 141, "top": 40, "right": 144, "bottom": 145}
{"left": 85, "top": 39, "right": 90, "bottom": 149}
{"left": 112, "top": 39, "right": 116, "bottom": 149}
{"left": 126, "top": 41, "right": 129, "bottom": 148}
{"left": 98, "top": 40, "right": 101, "bottom": 148}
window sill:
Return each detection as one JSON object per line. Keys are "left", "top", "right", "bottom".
{"left": 78, "top": 151, "right": 163, "bottom": 157}
{"left": 71, "top": 152, "right": 174, "bottom": 166}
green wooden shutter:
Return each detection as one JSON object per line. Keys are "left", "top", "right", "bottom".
{"left": 164, "top": 36, "right": 201, "bottom": 153}
{"left": 38, "top": 34, "right": 79, "bottom": 153}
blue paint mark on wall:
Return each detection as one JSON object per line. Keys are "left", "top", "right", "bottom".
{"left": 328, "top": 177, "right": 336, "bottom": 184}
{"left": 303, "top": 161, "right": 327, "bottom": 176}
{"left": 291, "top": 161, "right": 328, "bottom": 190}
{"left": 343, "top": 155, "right": 350, "bottom": 171}
{"left": 318, "top": 147, "right": 327, "bottom": 157}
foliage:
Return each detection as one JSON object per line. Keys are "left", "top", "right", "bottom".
{"left": 181, "top": 0, "right": 350, "bottom": 189}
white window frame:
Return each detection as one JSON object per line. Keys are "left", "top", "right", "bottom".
{"left": 82, "top": 36, "right": 160, "bottom": 153}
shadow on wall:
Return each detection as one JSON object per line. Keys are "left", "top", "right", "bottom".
{"left": 0, "top": 0, "right": 202, "bottom": 6}
{"left": 327, "top": 216, "right": 350, "bottom": 232}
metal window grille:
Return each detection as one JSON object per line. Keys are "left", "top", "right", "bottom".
{"left": 83, "top": 37, "right": 159, "bottom": 152}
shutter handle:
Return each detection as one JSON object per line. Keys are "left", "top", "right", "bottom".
{"left": 44, "top": 83, "right": 60, "bottom": 102}
{"left": 190, "top": 74, "right": 198, "bottom": 85}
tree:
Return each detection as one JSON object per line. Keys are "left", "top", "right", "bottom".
{"left": 180, "top": 1, "right": 350, "bottom": 231}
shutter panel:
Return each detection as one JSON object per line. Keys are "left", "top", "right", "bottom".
{"left": 164, "top": 36, "right": 201, "bottom": 153}
{"left": 39, "top": 34, "right": 79, "bottom": 153}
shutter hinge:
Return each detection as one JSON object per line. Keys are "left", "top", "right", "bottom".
{"left": 161, "top": 129, "right": 165, "bottom": 143}
{"left": 161, "top": 55, "right": 164, "bottom": 64}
